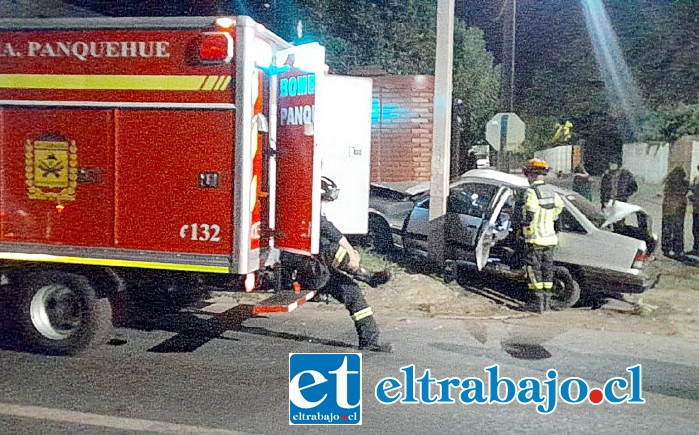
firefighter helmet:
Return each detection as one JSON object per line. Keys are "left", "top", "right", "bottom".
{"left": 523, "top": 158, "right": 550, "bottom": 176}
{"left": 321, "top": 176, "right": 340, "bottom": 202}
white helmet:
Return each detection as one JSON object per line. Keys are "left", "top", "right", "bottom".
{"left": 320, "top": 176, "right": 339, "bottom": 202}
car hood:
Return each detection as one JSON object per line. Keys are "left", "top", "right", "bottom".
{"left": 600, "top": 201, "right": 647, "bottom": 228}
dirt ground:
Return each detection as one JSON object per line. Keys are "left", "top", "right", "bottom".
{"left": 359, "top": 178, "right": 699, "bottom": 342}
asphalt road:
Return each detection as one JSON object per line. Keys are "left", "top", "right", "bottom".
{"left": 1, "top": 297, "right": 697, "bottom": 434}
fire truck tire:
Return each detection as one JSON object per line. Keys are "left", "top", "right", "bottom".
{"left": 550, "top": 266, "right": 581, "bottom": 310}
{"left": 16, "top": 272, "right": 113, "bottom": 355}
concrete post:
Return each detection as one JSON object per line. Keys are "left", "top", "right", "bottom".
{"left": 428, "top": 0, "right": 455, "bottom": 263}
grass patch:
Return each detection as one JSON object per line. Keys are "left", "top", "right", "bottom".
{"left": 664, "top": 266, "right": 699, "bottom": 283}
{"left": 356, "top": 248, "right": 393, "bottom": 271}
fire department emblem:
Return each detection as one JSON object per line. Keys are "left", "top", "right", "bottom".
{"left": 25, "top": 140, "right": 78, "bottom": 201}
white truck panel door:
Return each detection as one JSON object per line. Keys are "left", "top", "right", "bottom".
{"left": 316, "top": 75, "right": 373, "bottom": 235}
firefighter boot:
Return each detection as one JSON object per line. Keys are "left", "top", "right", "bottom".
{"left": 526, "top": 292, "right": 545, "bottom": 314}
{"left": 544, "top": 291, "right": 553, "bottom": 312}
{"left": 355, "top": 315, "right": 392, "bottom": 353}
{"left": 444, "top": 260, "right": 457, "bottom": 284}
{"left": 353, "top": 267, "right": 392, "bottom": 288}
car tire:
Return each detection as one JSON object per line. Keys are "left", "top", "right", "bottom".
{"left": 575, "top": 292, "right": 611, "bottom": 309}
{"left": 454, "top": 264, "right": 484, "bottom": 288}
{"left": 550, "top": 266, "right": 581, "bottom": 310}
{"left": 366, "top": 214, "right": 393, "bottom": 255}
{"left": 15, "top": 272, "right": 113, "bottom": 355}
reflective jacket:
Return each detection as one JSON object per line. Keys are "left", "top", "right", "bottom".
{"left": 522, "top": 180, "right": 565, "bottom": 246}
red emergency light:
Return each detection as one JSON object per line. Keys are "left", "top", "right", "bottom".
{"left": 198, "top": 32, "right": 234, "bottom": 64}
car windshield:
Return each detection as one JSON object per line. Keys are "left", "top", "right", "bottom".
{"left": 561, "top": 191, "right": 606, "bottom": 228}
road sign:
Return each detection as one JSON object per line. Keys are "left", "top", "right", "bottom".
{"left": 486, "top": 112, "right": 525, "bottom": 152}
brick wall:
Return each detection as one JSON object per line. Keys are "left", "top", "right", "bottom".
{"left": 370, "top": 75, "right": 434, "bottom": 182}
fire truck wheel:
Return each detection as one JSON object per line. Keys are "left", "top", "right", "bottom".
{"left": 17, "top": 272, "right": 113, "bottom": 355}
{"left": 550, "top": 266, "right": 581, "bottom": 310}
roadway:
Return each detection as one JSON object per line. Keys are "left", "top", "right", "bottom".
{"left": 1, "top": 296, "right": 697, "bottom": 434}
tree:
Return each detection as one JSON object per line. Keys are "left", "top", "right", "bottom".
{"left": 452, "top": 23, "right": 501, "bottom": 146}
{"left": 639, "top": 104, "right": 699, "bottom": 143}
{"left": 608, "top": 1, "right": 699, "bottom": 108}
{"left": 292, "top": 0, "right": 500, "bottom": 145}
{"left": 461, "top": 0, "right": 699, "bottom": 155}
{"left": 514, "top": 0, "right": 607, "bottom": 118}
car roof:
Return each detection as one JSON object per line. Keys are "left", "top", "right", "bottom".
{"left": 457, "top": 169, "right": 596, "bottom": 203}
{"left": 377, "top": 169, "right": 556, "bottom": 196}
{"left": 457, "top": 169, "right": 530, "bottom": 188}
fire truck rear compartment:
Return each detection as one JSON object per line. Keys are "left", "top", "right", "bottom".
{"left": 1, "top": 107, "right": 236, "bottom": 255}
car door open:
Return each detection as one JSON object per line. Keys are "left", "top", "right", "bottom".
{"left": 445, "top": 183, "right": 499, "bottom": 253}
{"left": 475, "top": 186, "right": 513, "bottom": 270}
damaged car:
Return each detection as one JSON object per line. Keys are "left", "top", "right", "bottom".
{"left": 372, "top": 169, "right": 658, "bottom": 309}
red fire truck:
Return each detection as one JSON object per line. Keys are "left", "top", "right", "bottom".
{"left": 0, "top": 16, "right": 362, "bottom": 354}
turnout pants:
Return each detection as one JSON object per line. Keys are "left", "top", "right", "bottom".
{"left": 524, "top": 244, "right": 554, "bottom": 291}
{"left": 282, "top": 242, "right": 383, "bottom": 348}
{"left": 319, "top": 271, "right": 380, "bottom": 348}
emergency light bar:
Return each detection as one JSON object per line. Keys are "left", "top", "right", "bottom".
{"left": 274, "top": 42, "right": 326, "bottom": 74}
{"left": 198, "top": 32, "right": 234, "bottom": 64}
{"left": 215, "top": 17, "right": 235, "bottom": 29}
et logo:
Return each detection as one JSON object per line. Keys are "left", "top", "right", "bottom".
{"left": 289, "top": 353, "right": 362, "bottom": 425}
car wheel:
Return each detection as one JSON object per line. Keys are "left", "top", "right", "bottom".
{"left": 454, "top": 263, "right": 483, "bottom": 288}
{"left": 550, "top": 266, "right": 581, "bottom": 310}
{"left": 366, "top": 214, "right": 393, "bottom": 254}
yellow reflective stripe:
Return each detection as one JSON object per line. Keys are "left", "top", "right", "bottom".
{"left": 526, "top": 208, "right": 558, "bottom": 245}
{"left": 524, "top": 189, "right": 539, "bottom": 212}
{"left": 528, "top": 236, "right": 558, "bottom": 246}
{"left": 200, "top": 75, "right": 218, "bottom": 91}
{"left": 332, "top": 247, "right": 347, "bottom": 268}
{"left": 535, "top": 209, "right": 552, "bottom": 240}
{"left": 351, "top": 307, "right": 373, "bottom": 322}
{"left": 0, "top": 252, "right": 229, "bottom": 273}
{"left": 543, "top": 282, "right": 554, "bottom": 289}
{"left": 210, "top": 75, "right": 225, "bottom": 91}
{"left": 0, "top": 74, "right": 231, "bottom": 91}
{"left": 526, "top": 266, "right": 538, "bottom": 285}
{"left": 218, "top": 75, "right": 232, "bottom": 90}
{"left": 524, "top": 186, "right": 563, "bottom": 246}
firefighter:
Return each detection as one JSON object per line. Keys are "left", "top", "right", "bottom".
{"left": 316, "top": 177, "right": 392, "bottom": 287}
{"left": 281, "top": 176, "right": 392, "bottom": 352}
{"left": 521, "top": 159, "right": 565, "bottom": 313}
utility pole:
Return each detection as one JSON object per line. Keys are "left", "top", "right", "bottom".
{"left": 509, "top": 0, "right": 517, "bottom": 112}
{"left": 428, "top": 0, "right": 455, "bottom": 264}
{"left": 498, "top": 0, "right": 517, "bottom": 112}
